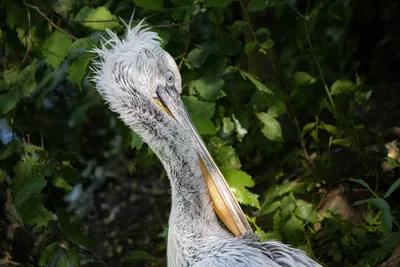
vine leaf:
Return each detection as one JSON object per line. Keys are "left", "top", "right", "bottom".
{"left": 43, "top": 31, "right": 73, "bottom": 69}
{"left": 221, "top": 167, "right": 260, "bottom": 209}
{"left": 255, "top": 112, "right": 283, "bottom": 142}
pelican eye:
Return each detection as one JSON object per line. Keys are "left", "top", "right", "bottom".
{"left": 167, "top": 71, "right": 174, "bottom": 84}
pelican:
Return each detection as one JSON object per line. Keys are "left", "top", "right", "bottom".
{"left": 91, "top": 19, "right": 322, "bottom": 267}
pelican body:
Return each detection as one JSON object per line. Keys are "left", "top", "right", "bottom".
{"left": 92, "top": 20, "right": 322, "bottom": 267}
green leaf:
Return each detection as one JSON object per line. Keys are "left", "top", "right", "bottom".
{"left": 330, "top": 79, "right": 356, "bottom": 95}
{"left": 39, "top": 242, "right": 60, "bottom": 267}
{"left": 221, "top": 168, "right": 260, "bottom": 208}
{"left": 353, "top": 198, "right": 392, "bottom": 233}
{"left": 0, "top": 61, "right": 37, "bottom": 115}
{"left": 293, "top": 71, "right": 316, "bottom": 86}
{"left": 130, "top": 131, "right": 144, "bottom": 151}
{"left": 232, "top": 20, "right": 249, "bottom": 31}
{"left": 302, "top": 122, "right": 316, "bottom": 136}
{"left": 221, "top": 117, "right": 235, "bottom": 138}
{"left": 56, "top": 208, "right": 95, "bottom": 248}
{"left": 295, "top": 199, "right": 317, "bottom": 223}
{"left": 331, "top": 138, "right": 352, "bottom": 147}
{"left": 239, "top": 70, "right": 273, "bottom": 94}
{"left": 43, "top": 31, "right": 73, "bottom": 69}
{"left": 282, "top": 215, "right": 303, "bottom": 237}
{"left": 244, "top": 42, "right": 257, "bottom": 53}
{"left": 350, "top": 178, "right": 370, "bottom": 189}
{"left": 123, "top": 250, "right": 154, "bottom": 263}
{"left": 189, "top": 58, "right": 226, "bottom": 101}
{"left": 262, "top": 200, "right": 281, "bottom": 214}
{"left": 75, "top": 7, "right": 119, "bottom": 30}
{"left": 182, "top": 96, "right": 216, "bottom": 135}
{"left": 280, "top": 195, "right": 296, "bottom": 217}
{"left": 187, "top": 42, "right": 218, "bottom": 68}
{"left": 133, "top": 0, "right": 164, "bottom": 10}
{"left": 69, "top": 57, "right": 90, "bottom": 85}
{"left": 259, "top": 39, "right": 274, "bottom": 50}
{"left": 0, "top": 169, "right": 5, "bottom": 184}
{"left": 255, "top": 112, "right": 283, "bottom": 142}
{"left": 214, "top": 145, "right": 241, "bottom": 169}
{"left": 384, "top": 178, "right": 400, "bottom": 198}
{"left": 255, "top": 28, "right": 270, "bottom": 36}
{"left": 248, "top": 0, "right": 275, "bottom": 12}
{"left": 267, "top": 101, "right": 286, "bottom": 118}
{"left": 232, "top": 114, "right": 248, "bottom": 142}
{"left": 0, "top": 139, "right": 21, "bottom": 159}
{"left": 319, "top": 123, "right": 337, "bottom": 135}
{"left": 207, "top": 0, "right": 232, "bottom": 8}
{"left": 355, "top": 90, "right": 372, "bottom": 103}
{"left": 11, "top": 160, "right": 52, "bottom": 228}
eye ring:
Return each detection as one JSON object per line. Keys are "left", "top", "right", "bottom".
{"left": 167, "top": 71, "right": 174, "bottom": 84}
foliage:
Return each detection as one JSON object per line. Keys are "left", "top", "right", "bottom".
{"left": 1, "top": 0, "right": 400, "bottom": 266}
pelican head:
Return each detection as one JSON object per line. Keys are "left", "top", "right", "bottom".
{"left": 91, "top": 21, "right": 251, "bottom": 237}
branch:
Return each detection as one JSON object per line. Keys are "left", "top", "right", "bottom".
{"left": 23, "top": 1, "right": 78, "bottom": 40}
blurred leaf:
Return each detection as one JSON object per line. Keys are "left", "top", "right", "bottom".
{"left": 331, "top": 138, "right": 352, "bottom": 147}
{"left": 259, "top": 39, "right": 274, "bottom": 50}
{"left": 221, "top": 117, "right": 235, "bottom": 138}
{"left": 245, "top": 42, "right": 257, "bottom": 53}
{"left": 133, "top": 0, "right": 163, "bottom": 10}
{"left": 75, "top": 7, "right": 119, "bottom": 30}
{"left": 384, "top": 178, "right": 400, "bottom": 198}
{"left": 0, "top": 139, "right": 21, "bottom": 159}
{"left": 293, "top": 71, "right": 316, "bottom": 86}
{"left": 355, "top": 90, "right": 372, "bottom": 103}
{"left": 248, "top": 0, "right": 275, "bottom": 12}
{"left": 207, "top": 0, "right": 232, "bottom": 8}
{"left": 123, "top": 250, "right": 154, "bottom": 263}
{"left": 330, "top": 79, "right": 356, "bottom": 95}
{"left": 282, "top": 215, "right": 303, "bottom": 237}
{"left": 0, "top": 169, "right": 5, "bottom": 184}
{"left": 43, "top": 31, "right": 73, "bottom": 69}
{"left": 11, "top": 160, "right": 52, "bottom": 228}
{"left": 319, "top": 123, "right": 337, "bottom": 135}
{"left": 221, "top": 167, "right": 260, "bottom": 208}
{"left": 0, "top": 61, "right": 37, "bottom": 115}
{"left": 302, "top": 122, "right": 316, "bottom": 136}
{"left": 267, "top": 101, "right": 286, "bottom": 118}
{"left": 262, "top": 200, "right": 281, "bottom": 214}
{"left": 350, "top": 178, "right": 370, "bottom": 189}
{"left": 354, "top": 198, "right": 392, "bottom": 234}
{"left": 255, "top": 112, "right": 283, "bottom": 141}
{"left": 130, "top": 131, "right": 144, "bottom": 151}
{"left": 39, "top": 242, "right": 59, "bottom": 267}
{"left": 56, "top": 208, "right": 95, "bottom": 248}
{"left": 295, "top": 199, "right": 317, "bottom": 223}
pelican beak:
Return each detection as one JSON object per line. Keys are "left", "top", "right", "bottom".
{"left": 154, "top": 85, "right": 252, "bottom": 237}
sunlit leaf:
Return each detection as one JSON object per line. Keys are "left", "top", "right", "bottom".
{"left": 214, "top": 145, "right": 241, "bottom": 169}
{"left": 232, "top": 114, "right": 248, "bottom": 142}
{"left": 43, "top": 31, "right": 73, "bottom": 69}
{"left": 302, "top": 122, "right": 316, "bottom": 136}
{"left": 295, "top": 199, "right": 317, "bottom": 223}
{"left": 331, "top": 138, "right": 352, "bottom": 147}
{"left": 75, "top": 7, "right": 119, "bottom": 30}
{"left": 267, "top": 101, "right": 286, "bottom": 118}
{"left": 221, "top": 167, "right": 260, "bottom": 209}
{"left": 244, "top": 42, "right": 257, "bottom": 53}
{"left": 282, "top": 215, "right": 303, "bottom": 237}
{"left": 293, "top": 71, "right": 316, "bottom": 86}
{"left": 330, "top": 79, "right": 356, "bottom": 95}
{"left": 255, "top": 112, "right": 283, "bottom": 141}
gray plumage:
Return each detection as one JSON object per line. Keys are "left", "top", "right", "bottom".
{"left": 91, "top": 19, "right": 322, "bottom": 267}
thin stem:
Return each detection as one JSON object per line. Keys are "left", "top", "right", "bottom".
{"left": 23, "top": 1, "right": 78, "bottom": 40}
{"left": 303, "top": 1, "right": 335, "bottom": 109}
{"left": 21, "top": 6, "right": 32, "bottom": 64}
